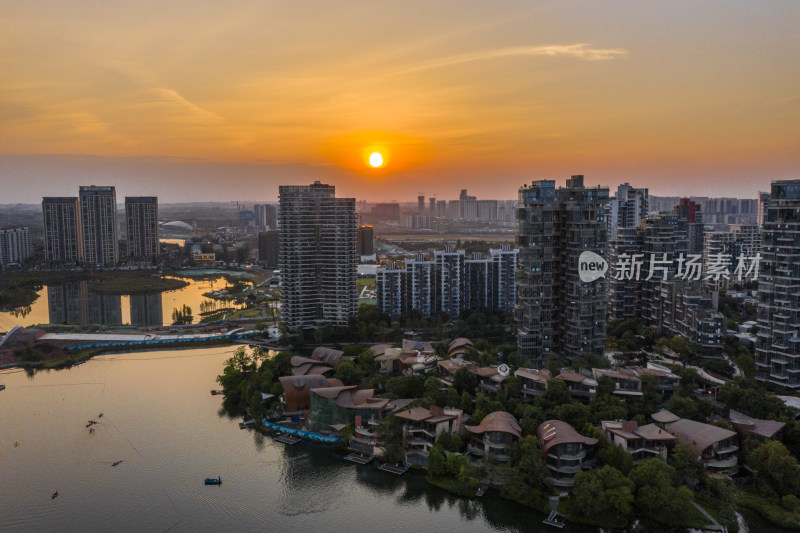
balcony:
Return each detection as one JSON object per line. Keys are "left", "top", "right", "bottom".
{"left": 546, "top": 476, "right": 575, "bottom": 488}
{"left": 548, "top": 449, "right": 586, "bottom": 461}
{"left": 468, "top": 443, "right": 486, "bottom": 457}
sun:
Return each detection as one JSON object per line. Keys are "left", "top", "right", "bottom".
{"left": 368, "top": 151, "right": 384, "bottom": 168}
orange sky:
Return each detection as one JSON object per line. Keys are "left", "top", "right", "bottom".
{"left": 1, "top": 1, "right": 798, "bottom": 202}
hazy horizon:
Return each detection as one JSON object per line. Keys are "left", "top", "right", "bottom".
{"left": 2, "top": 0, "right": 798, "bottom": 203}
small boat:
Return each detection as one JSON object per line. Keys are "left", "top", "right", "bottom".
{"left": 51, "top": 491, "right": 59, "bottom": 499}
{"left": 204, "top": 476, "right": 222, "bottom": 485}
{"left": 112, "top": 460, "right": 123, "bottom": 467}
{"left": 14, "top": 441, "right": 19, "bottom": 447}
{"left": 89, "top": 428, "right": 94, "bottom": 434}
{"left": 0, "top": 384, "right": 6, "bottom": 391}
{"left": 98, "top": 413, "right": 103, "bottom": 418}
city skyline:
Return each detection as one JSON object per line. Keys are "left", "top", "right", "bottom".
{"left": 1, "top": 1, "right": 798, "bottom": 203}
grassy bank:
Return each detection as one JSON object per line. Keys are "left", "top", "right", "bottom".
{"left": 738, "top": 487, "right": 800, "bottom": 530}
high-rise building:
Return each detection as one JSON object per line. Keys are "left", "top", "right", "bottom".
{"left": 79, "top": 186, "right": 119, "bottom": 266}
{"left": 607, "top": 227, "right": 642, "bottom": 321}
{"left": 755, "top": 179, "right": 800, "bottom": 388}
{"left": 418, "top": 195, "right": 426, "bottom": 214}
{"left": 376, "top": 262, "right": 404, "bottom": 320}
{"left": 253, "top": 204, "right": 277, "bottom": 230}
{"left": 607, "top": 183, "right": 648, "bottom": 241}
{"left": 464, "top": 253, "right": 493, "bottom": 311}
{"left": 125, "top": 197, "right": 159, "bottom": 262}
{"left": 405, "top": 253, "right": 436, "bottom": 318}
{"left": 675, "top": 198, "right": 704, "bottom": 255}
{"left": 42, "top": 197, "right": 82, "bottom": 265}
{"left": 491, "top": 244, "right": 518, "bottom": 312}
{"left": 357, "top": 225, "right": 374, "bottom": 256}
{"left": 435, "top": 246, "right": 466, "bottom": 317}
{"left": 757, "top": 191, "right": 769, "bottom": 228}
{"left": 258, "top": 230, "right": 280, "bottom": 268}
{"left": 0, "top": 227, "right": 31, "bottom": 266}
{"left": 429, "top": 197, "right": 437, "bottom": 217}
{"left": 278, "top": 181, "right": 357, "bottom": 331}
{"left": 516, "top": 175, "right": 609, "bottom": 365}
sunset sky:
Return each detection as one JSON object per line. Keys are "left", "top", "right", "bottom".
{"left": 1, "top": 0, "right": 798, "bottom": 203}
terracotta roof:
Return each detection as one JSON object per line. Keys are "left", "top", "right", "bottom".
{"left": 448, "top": 337, "right": 473, "bottom": 352}
{"left": 593, "top": 368, "right": 640, "bottom": 382}
{"left": 666, "top": 418, "right": 736, "bottom": 457}
{"left": 556, "top": 371, "right": 588, "bottom": 383}
{"left": 469, "top": 366, "right": 499, "bottom": 377}
{"left": 538, "top": 420, "right": 599, "bottom": 454}
{"left": 310, "top": 347, "right": 345, "bottom": 366}
{"left": 729, "top": 409, "right": 785, "bottom": 439}
{"left": 465, "top": 411, "right": 522, "bottom": 439}
{"left": 396, "top": 406, "right": 434, "bottom": 422}
{"left": 311, "top": 386, "right": 377, "bottom": 409}
{"left": 369, "top": 344, "right": 391, "bottom": 356}
{"left": 651, "top": 409, "right": 681, "bottom": 424}
{"left": 438, "top": 358, "right": 473, "bottom": 374}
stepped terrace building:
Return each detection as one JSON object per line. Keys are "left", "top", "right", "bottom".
{"left": 538, "top": 419, "right": 598, "bottom": 488}
{"left": 395, "top": 405, "right": 463, "bottom": 454}
{"left": 465, "top": 411, "right": 522, "bottom": 462}
{"left": 601, "top": 420, "right": 675, "bottom": 462}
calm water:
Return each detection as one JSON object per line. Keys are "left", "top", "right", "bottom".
{"left": 0, "top": 347, "right": 776, "bottom": 533}
{"left": 0, "top": 276, "right": 245, "bottom": 330}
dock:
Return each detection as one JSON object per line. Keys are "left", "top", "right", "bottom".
{"left": 274, "top": 434, "right": 302, "bottom": 445}
{"left": 475, "top": 479, "right": 489, "bottom": 497}
{"left": 543, "top": 496, "right": 566, "bottom": 528}
{"left": 378, "top": 462, "right": 411, "bottom": 475}
{"left": 344, "top": 453, "right": 374, "bottom": 465}
{"left": 239, "top": 419, "right": 255, "bottom": 429}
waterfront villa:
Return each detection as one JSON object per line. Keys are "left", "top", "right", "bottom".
{"left": 592, "top": 368, "right": 643, "bottom": 398}
{"left": 514, "top": 368, "right": 551, "bottom": 401}
{"left": 395, "top": 405, "right": 463, "bottom": 454}
{"left": 468, "top": 366, "right": 506, "bottom": 395}
{"left": 279, "top": 375, "right": 344, "bottom": 412}
{"left": 465, "top": 411, "right": 522, "bottom": 462}
{"left": 538, "top": 420, "right": 598, "bottom": 489}
{"left": 555, "top": 371, "right": 597, "bottom": 400}
{"left": 650, "top": 410, "right": 739, "bottom": 475}
{"left": 307, "top": 386, "right": 392, "bottom": 432}
{"left": 600, "top": 420, "right": 676, "bottom": 462}
{"left": 290, "top": 347, "right": 347, "bottom": 376}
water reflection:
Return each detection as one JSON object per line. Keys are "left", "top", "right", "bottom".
{"left": 47, "top": 281, "right": 122, "bottom": 326}
{"left": 129, "top": 293, "right": 163, "bottom": 326}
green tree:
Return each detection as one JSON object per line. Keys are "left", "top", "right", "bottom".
{"left": 452, "top": 366, "right": 477, "bottom": 396}
{"left": 554, "top": 402, "right": 591, "bottom": 431}
{"left": 334, "top": 358, "right": 361, "bottom": 386}
{"left": 500, "top": 435, "right": 548, "bottom": 507}
{"left": 600, "top": 443, "right": 634, "bottom": 475}
{"left": 630, "top": 458, "right": 696, "bottom": 526}
{"left": 564, "top": 466, "right": 635, "bottom": 528}
{"left": 542, "top": 378, "right": 572, "bottom": 410}
{"left": 750, "top": 440, "right": 800, "bottom": 497}
{"left": 459, "top": 391, "right": 474, "bottom": 414}
{"left": 427, "top": 445, "right": 447, "bottom": 476}
{"left": 669, "top": 442, "right": 705, "bottom": 485}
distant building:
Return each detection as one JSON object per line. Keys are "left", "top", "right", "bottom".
{"left": 357, "top": 225, "right": 374, "bottom": 256}
{"left": 755, "top": 179, "right": 800, "bottom": 388}
{"left": 675, "top": 198, "right": 704, "bottom": 255}
{"left": 491, "top": 244, "right": 518, "bottom": 312}
{"left": 608, "top": 183, "right": 648, "bottom": 241}
{"left": 42, "top": 197, "right": 82, "bottom": 265}
{"left": 404, "top": 253, "right": 437, "bottom": 318}
{"left": 258, "top": 230, "right": 279, "bottom": 268}
{"left": 79, "top": 186, "right": 119, "bottom": 266}
{"left": 125, "top": 196, "right": 159, "bottom": 262}
{"left": 253, "top": 204, "right": 277, "bottom": 230}
{"left": 376, "top": 262, "right": 404, "bottom": 320}
{"left": 464, "top": 252, "right": 493, "bottom": 311}
{"left": 435, "top": 246, "right": 465, "bottom": 317}
{"left": 516, "top": 175, "right": 610, "bottom": 365}
{"left": 0, "top": 227, "right": 31, "bottom": 265}
{"left": 278, "top": 181, "right": 357, "bottom": 330}
{"left": 757, "top": 191, "right": 769, "bottom": 228}
{"left": 417, "top": 195, "right": 425, "bottom": 214}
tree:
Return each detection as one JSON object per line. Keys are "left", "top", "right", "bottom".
{"left": 596, "top": 375, "right": 616, "bottom": 398}
{"left": 427, "top": 445, "right": 447, "bottom": 476}
{"left": 670, "top": 442, "right": 705, "bottom": 485}
{"left": 630, "top": 458, "right": 695, "bottom": 526}
{"left": 590, "top": 395, "right": 628, "bottom": 424}
{"left": 452, "top": 366, "right": 477, "bottom": 396}
{"left": 554, "top": 403, "right": 591, "bottom": 431}
{"left": 459, "top": 391, "right": 474, "bottom": 414}
{"left": 501, "top": 435, "right": 548, "bottom": 508}
{"left": 600, "top": 443, "right": 634, "bottom": 475}
{"left": 334, "top": 358, "right": 361, "bottom": 386}
{"left": 542, "top": 378, "right": 572, "bottom": 410}
{"left": 749, "top": 440, "right": 800, "bottom": 497}
{"left": 564, "top": 466, "right": 635, "bottom": 528}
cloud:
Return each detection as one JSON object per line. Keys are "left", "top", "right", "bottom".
{"left": 390, "top": 43, "right": 630, "bottom": 76}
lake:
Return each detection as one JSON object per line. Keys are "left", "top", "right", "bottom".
{"left": 0, "top": 276, "right": 246, "bottom": 330}
{"left": 0, "top": 346, "right": 776, "bottom": 532}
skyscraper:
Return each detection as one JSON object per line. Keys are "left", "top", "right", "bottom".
{"left": 254, "top": 204, "right": 277, "bottom": 230}
{"left": 376, "top": 262, "right": 404, "bottom": 320}
{"left": 435, "top": 245, "right": 465, "bottom": 317}
{"left": 757, "top": 191, "right": 769, "bottom": 228}
{"left": 516, "top": 175, "right": 609, "bottom": 365}
{"left": 491, "top": 244, "right": 518, "bottom": 313}
{"left": 607, "top": 183, "right": 648, "bottom": 241}
{"left": 675, "top": 198, "right": 704, "bottom": 255}
{"left": 125, "top": 196, "right": 159, "bottom": 262}
{"left": 357, "top": 225, "right": 374, "bottom": 256}
{"left": 278, "top": 181, "right": 357, "bottom": 331}
{"left": 755, "top": 179, "right": 800, "bottom": 389}
{"left": 258, "top": 229, "right": 280, "bottom": 268}
{"left": 42, "top": 197, "right": 82, "bottom": 265}
{"left": 79, "top": 186, "right": 119, "bottom": 266}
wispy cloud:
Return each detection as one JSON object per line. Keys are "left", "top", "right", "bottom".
{"left": 391, "top": 44, "right": 630, "bottom": 76}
